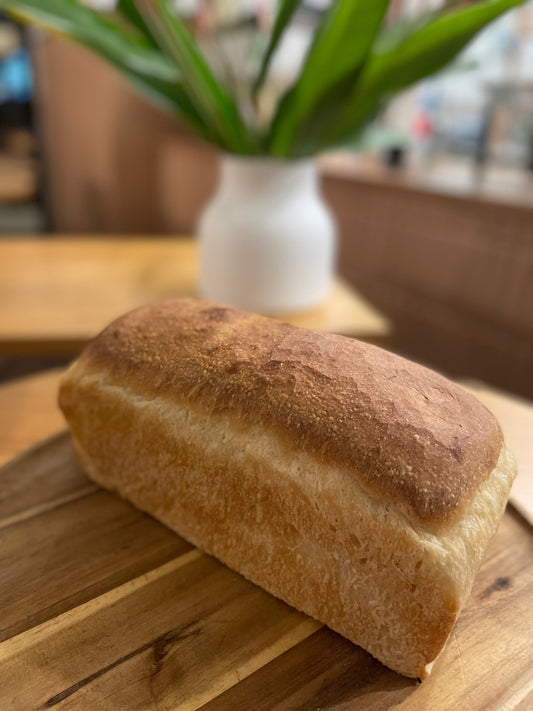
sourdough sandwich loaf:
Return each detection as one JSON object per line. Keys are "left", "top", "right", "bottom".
{"left": 59, "top": 298, "right": 515, "bottom": 678}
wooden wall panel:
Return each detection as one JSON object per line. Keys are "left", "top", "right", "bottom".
{"left": 31, "top": 34, "right": 218, "bottom": 234}
{"left": 323, "top": 176, "right": 533, "bottom": 397}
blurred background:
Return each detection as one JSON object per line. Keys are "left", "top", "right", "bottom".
{"left": 0, "top": 0, "right": 532, "bottom": 400}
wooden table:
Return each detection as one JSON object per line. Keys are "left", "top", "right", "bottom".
{"left": 0, "top": 370, "right": 532, "bottom": 710}
{"left": 0, "top": 238, "right": 391, "bottom": 356}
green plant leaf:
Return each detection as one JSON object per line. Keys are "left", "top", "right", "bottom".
{"left": 372, "top": 8, "right": 438, "bottom": 55}
{"left": 2, "top": 0, "right": 524, "bottom": 157}
{"left": 313, "top": 0, "right": 526, "bottom": 151}
{"left": 365, "top": 0, "right": 524, "bottom": 94}
{"left": 139, "top": 0, "right": 254, "bottom": 153}
{"left": 117, "top": 0, "right": 159, "bottom": 48}
{"left": 1, "top": 0, "right": 178, "bottom": 82}
{"left": 268, "top": 0, "right": 391, "bottom": 156}
{"left": 253, "top": 0, "right": 301, "bottom": 97}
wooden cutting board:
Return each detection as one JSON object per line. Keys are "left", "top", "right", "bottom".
{"left": 0, "top": 433, "right": 532, "bottom": 711}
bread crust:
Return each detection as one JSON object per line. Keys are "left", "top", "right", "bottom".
{"left": 78, "top": 298, "right": 503, "bottom": 530}
{"left": 58, "top": 361, "right": 515, "bottom": 678}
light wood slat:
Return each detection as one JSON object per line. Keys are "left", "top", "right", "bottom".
{"left": 0, "top": 487, "right": 191, "bottom": 642}
{"left": 507, "top": 687, "right": 533, "bottom": 711}
{"left": 199, "top": 628, "right": 415, "bottom": 711}
{"left": 0, "top": 549, "right": 319, "bottom": 711}
{"left": 0, "top": 432, "right": 89, "bottom": 527}
{"left": 0, "top": 368, "right": 64, "bottom": 466}
{"left": 48, "top": 616, "right": 318, "bottom": 711}
{"left": 0, "top": 550, "right": 204, "bottom": 659}
{"left": 494, "top": 668, "right": 533, "bottom": 711}
{"left": 0, "top": 484, "right": 96, "bottom": 532}
{"left": 0, "top": 238, "right": 391, "bottom": 356}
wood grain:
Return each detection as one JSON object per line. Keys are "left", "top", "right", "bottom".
{"left": 0, "top": 434, "right": 531, "bottom": 711}
{"left": 0, "top": 238, "right": 390, "bottom": 356}
{"left": 0, "top": 431, "right": 91, "bottom": 528}
{"left": 0, "top": 368, "right": 64, "bottom": 466}
{"left": 0, "top": 443, "right": 191, "bottom": 643}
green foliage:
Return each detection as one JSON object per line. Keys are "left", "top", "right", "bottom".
{"left": 1, "top": 0, "right": 525, "bottom": 157}
{"left": 253, "top": 0, "right": 300, "bottom": 98}
{"left": 268, "top": 0, "right": 390, "bottom": 155}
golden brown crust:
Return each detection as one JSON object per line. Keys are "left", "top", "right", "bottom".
{"left": 79, "top": 297, "right": 503, "bottom": 527}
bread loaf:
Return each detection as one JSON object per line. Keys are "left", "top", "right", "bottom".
{"left": 58, "top": 298, "right": 515, "bottom": 678}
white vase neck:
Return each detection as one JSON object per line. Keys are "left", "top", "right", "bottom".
{"left": 220, "top": 155, "right": 318, "bottom": 196}
{"left": 199, "top": 154, "right": 336, "bottom": 313}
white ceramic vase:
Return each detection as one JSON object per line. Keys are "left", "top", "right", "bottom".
{"left": 198, "top": 155, "right": 336, "bottom": 314}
